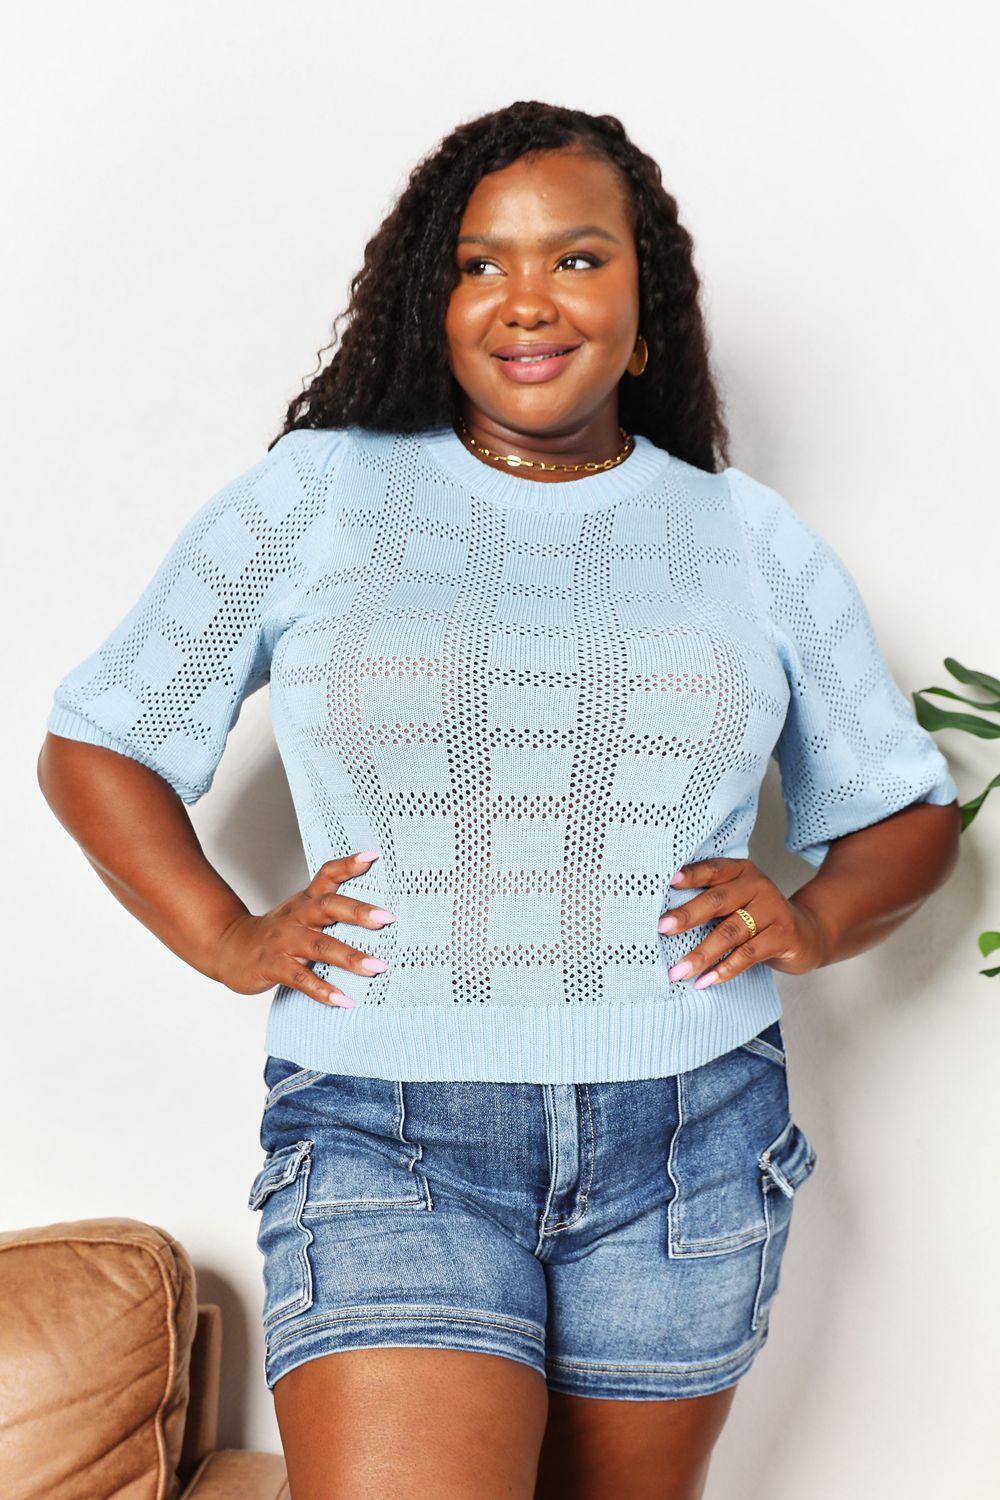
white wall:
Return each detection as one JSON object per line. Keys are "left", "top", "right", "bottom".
{"left": 4, "top": 3, "right": 998, "bottom": 1493}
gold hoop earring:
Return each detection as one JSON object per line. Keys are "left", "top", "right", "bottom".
{"left": 626, "top": 334, "right": 649, "bottom": 377}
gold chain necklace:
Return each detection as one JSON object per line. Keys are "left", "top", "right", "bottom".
{"left": 455, "top": 416, "right": 634, "bottom": 473}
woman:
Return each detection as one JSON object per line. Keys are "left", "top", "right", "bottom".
{"left": 38, "top": 101, "right": 960, "bottom": 1500}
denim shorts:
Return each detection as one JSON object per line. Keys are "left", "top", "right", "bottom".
{"left": 248, "top": 1019, "right": 817, "bottom": 1401}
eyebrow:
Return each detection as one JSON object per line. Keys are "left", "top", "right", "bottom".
{"left": 455, "top": 224, "right": 623, "bottom": 250}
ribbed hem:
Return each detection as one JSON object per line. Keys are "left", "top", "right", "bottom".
{"left": 419, "top": 427, "right": 674, "bottom": 512}
{"left": 46, "top": 703, "right": 133, "bottom": 752}
{"left": 922, "top": 773, "right": 961, "bottom": 807}
{"left": 263, "top": 969, "right": 783, "bottom": 1083}
{"left": 45, "top": 703, "right": 202, "bottom": 803}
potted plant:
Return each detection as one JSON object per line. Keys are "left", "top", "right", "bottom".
{"left": 914, "top": 659, "right": 1000, "bottom": 976}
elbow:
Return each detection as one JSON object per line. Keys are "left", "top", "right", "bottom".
{"left": 37, "top": 730, "right": 84, "bottom": 823}
{"left": 36, "top": 730, "right": 110, "bottom": 819}
{"left": 941, "top": 797, "right": 964, "bottom": 881}
{"left": 36, "top": 732, "right": 59, "bottom": 807}
{"left": 920, "top": 796, "right": 963, "bottom": 890}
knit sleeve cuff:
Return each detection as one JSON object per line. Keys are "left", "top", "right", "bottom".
{"left": 45, "top": 704, "right": 205, "bottom": 804}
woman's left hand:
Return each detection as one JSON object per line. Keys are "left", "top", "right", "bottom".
{"left": 659, "top": 858, "right": 829, "bottom": 988}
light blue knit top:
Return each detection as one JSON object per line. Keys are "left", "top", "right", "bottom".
{"left": 47, "top": 426, "right": 958, "bottom": 1082}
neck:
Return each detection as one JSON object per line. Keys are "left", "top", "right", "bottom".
{"left": 455, "top": 407, "right": 629, "bottom": 483}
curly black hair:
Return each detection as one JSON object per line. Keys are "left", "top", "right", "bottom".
{"left": 268, "top": 100, "right": 730, "bottom": 472}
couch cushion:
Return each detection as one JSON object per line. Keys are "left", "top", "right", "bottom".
{"left": 0, "top": 1217, "right": 198, "bottom": 1500}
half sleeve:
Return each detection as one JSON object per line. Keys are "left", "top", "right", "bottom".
{"left": 46, "top": 429, "right": 339, "bottom": 804}
{"left": 728, "top": 466, "right": 959, "bottom": 866}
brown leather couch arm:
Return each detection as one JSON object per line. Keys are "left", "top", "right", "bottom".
{"left": 181, "top": 1305, "right": 222, "bottom": 1475}
{"left": 179, "top": 1448, "right": 290, "bottom": 1498}
{"left": 0, "top": 1216, "right": 199, "bottom": 1499}
{"left": 0, "top": 1218, "right": 289, "bottom": 1500}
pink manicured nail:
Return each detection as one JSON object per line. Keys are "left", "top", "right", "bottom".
{"left": 669, "top": 871, "right": 685, "bottom": 886}
{"left": 694, "top": 971, "right": 719, "bottom": 990}
{"left": 370, "top": 908, "right": 396, "bottom": 924}
{"left": 357, "top": 849, "right": 380, "bottom": 860}
{"left": 360, "top": 956, "right": 389, "bottom": 974}
{"left": 668, "top": 961, "right": 692, "bottom": 980}
{"left": 659, "top": 916, "right": 678, "bottom": 933}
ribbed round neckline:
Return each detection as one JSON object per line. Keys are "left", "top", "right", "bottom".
{"left": 419, "top": 424, "right": 673, "bottom": 512}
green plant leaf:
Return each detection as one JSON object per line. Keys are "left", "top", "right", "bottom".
{"left": 945, "top": 658, "right": 1000, "bottom": 698}
{"left": 978, "top": 931, "right": 1000, "bottom": 957}
{"left": 918, "top": 685, "right": 1000, "bottom": 713}
{"left": 912, "top": 693, "right": 1000, "bottom": 739}
{"left": 980, "top": 965, "right": 1000, "bottom": 978}
{"left": 961, "top": 774, "right": 1000, "bottom": 831}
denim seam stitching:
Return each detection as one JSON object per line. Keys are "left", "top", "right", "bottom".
{"left": 665, "top": 1070, "right": 685, "bottom": 1256}
{"left": 265, "top": 1304, "right": 547, "bottom": 1356}
{"left": 750, "top": 1184, "right": 773, "bottom": 1331}
{"left": 260, "top": 1143, "right": 315, "bottom": 1329}
{"left": 538, "top": 1084, "right": 562, "bottom": 1239}
{"left": 546, "top": 1318, "right": 769, "bottom": 1378}
{"left": 669, "top": 1224, "right": 769, "bottom": 1257}
{"left": 740, "top": 1036, "right": 786, "bottom": 1068}
{"left": 264, "top": 1069, "right": 325, "bottom": 1110}
{"left": 543, "top": 1083, "right": 596, "bottom": 1232}
{"left": 304, "top": 1196, "right": 429, "bottom": 1214}
{"left": 397, "top": 1082, "right": 434, "bottom": 1210}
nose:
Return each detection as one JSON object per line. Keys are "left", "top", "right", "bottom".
{"left": 499, "top": 270, "right": 559, "bottom": 328}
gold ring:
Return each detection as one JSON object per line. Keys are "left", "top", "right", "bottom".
{"left": 734, "top": 907, "right": 758, "bottom": 939}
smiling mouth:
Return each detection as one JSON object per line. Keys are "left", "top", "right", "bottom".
{"left": 494, "top": 346, "right": 579, "bottom": 363}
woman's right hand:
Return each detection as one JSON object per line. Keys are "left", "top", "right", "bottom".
{"left": 215, "top": 851, "right": 396, "bottom": 1008}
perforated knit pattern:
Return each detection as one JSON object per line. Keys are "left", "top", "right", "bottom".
{"left": 47, "top": 426, "right": 957, "bottom": 1082}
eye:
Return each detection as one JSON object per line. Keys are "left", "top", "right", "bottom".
{"left": 556, "top": 253, "right": 603, "bottom": 271}
{"left": 460, "top": 257, "right": 503, "bottom": 276}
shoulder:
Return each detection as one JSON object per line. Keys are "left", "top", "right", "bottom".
{"left": 267, "top": 424, "right": 357, "bottom": 479}
{"left": 639, "top": 443, "right": 731, "bottom": 506}
{"left": 723, "top": 463, "right": 845, "bottom": 580}
{"left": 190, "top": 428, "right": 363, "bottom": 537}
{"left": 724, "top": 465, "right": 874, "bottom": 645}
{"left": 269, "top": 424, "right": 431, "bottom": 481}
{"left": 724, "top": 464, "right": 798, "bottom": 532}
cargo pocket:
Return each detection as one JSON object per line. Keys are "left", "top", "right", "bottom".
{"left": 750, "top": 1117, "right": 817, "bottom": 1331}
{"left": 248, "top": 1138, "right": 315, "bottom": 1330}
{"left": 303, "top": 1131, "right": 432, "bottom": 1215}
{"left": 296, "top": 1079, "right": 433, "bottom": 1216}
{"left": 667, "top": 1047, "right": 784, "bottom": 1257}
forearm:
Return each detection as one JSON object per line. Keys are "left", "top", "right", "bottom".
{"left": 788, "top": 798, "right": 961, "bottom": 968}
{"left": 37, "top": 733, "right": 249, "bottom": 981}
